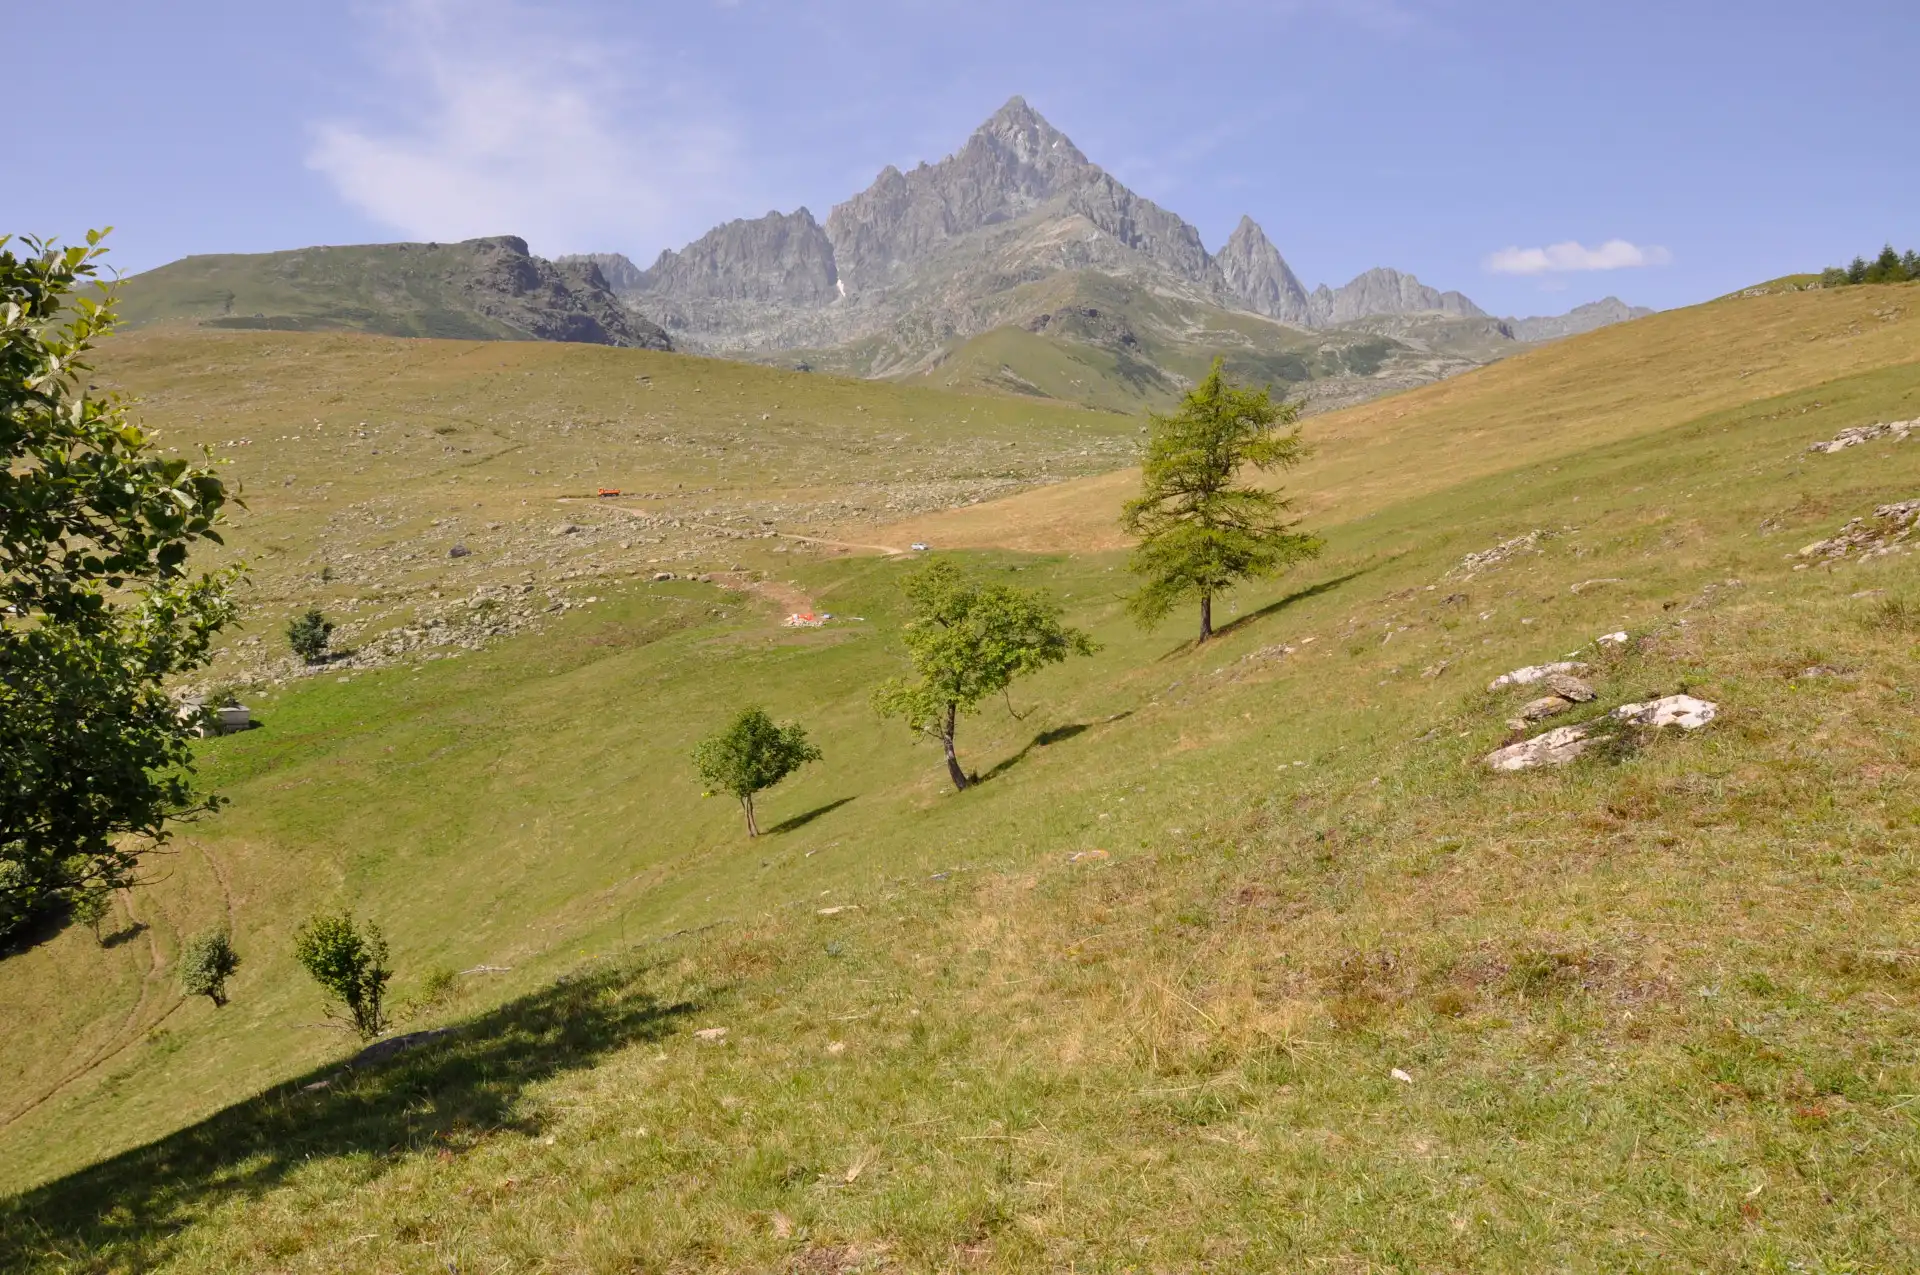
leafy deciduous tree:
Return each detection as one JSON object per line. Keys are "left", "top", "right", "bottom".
{"left": 178, "top": 929, "right": 241, "bottom": 1006}
{"left": 692, "top": 706, "right": 823, "bottom": 837}
{"left": 873, "top": 559, "right": 1095, "bottom": 791}
{"left": 1, "top": 231, "right": 238, "bottom": 945}
{"left": 1121, "top": 359, "right": 1322, "bottom": 643}
{"left": 293, "top": 912, "right": 391, "bottom": 1039}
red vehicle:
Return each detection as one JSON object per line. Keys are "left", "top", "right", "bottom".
{"left": 597, "top": 488, "right": 622, "bottom": 498}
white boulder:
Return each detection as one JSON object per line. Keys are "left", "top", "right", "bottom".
{"left": 1484, "top": 725, "right": 1596, "bottom": 771}
{"left": 1610, "top": 695, "right": 1717, "bottom": 730}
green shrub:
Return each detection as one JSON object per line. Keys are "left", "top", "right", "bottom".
{"left": 292, "top": 912, "right": 391, "bottom": 1038}
{"left": 178, "top": 930, "right": 241, "bottom": 1005}
{"left": 287, "top": 608, "right": 334, "bottom": 665}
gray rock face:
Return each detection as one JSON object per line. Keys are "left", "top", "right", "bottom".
{"left": 450, "top": 237, "right": 671, "bottom": 349}
{"left": 824, "top": 96, "right": 1105, "bottom": 293}
{"left": 1507, "top": 297, "right": 1655, "bottom": 342}
{"left": 635, "top": 208, "right": 839, "bottom": 306}
{"left": 1307, "top": 267, "right": 1487, "bottom": 327}
{"left": 556, "top": 251, "right": 647, "bottom": 295}
{"left": 1216, "top": 216, "right": 1313, "bottom": 325}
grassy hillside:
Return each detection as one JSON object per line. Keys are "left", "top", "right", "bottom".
{"left": 75, "top": 326, "right": 1136, "bottom": 688}
{"left": 111, "top": 237, "right": 666, "bottom": 347}
{"left": 4, "top": 283, "right": 1920, "bottom": 1270}
{"left": 880, "top": 278, "right": 1920, "bottom": 554}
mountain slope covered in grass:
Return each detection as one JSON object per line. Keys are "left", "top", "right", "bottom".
{"left": 2, "top": 282, "right": 1918, "bottom": 1272}
{"left": 114, "top": 236, "right": 671, "bottom": 348}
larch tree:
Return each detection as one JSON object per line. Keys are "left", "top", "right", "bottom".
{"left": 872, "top": 559, "right": 1094, "bottom": 791}
{"left": 1121, "top": 359, "right": 1321, "bottom": 643}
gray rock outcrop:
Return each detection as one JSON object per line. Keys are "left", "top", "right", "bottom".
{"left": 635, "top": 209, "right": 840, "bottom": 305}
{"left": 462, "top": 238, "right": 672, "bottom": 349}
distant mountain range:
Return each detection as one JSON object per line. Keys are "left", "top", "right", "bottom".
{"left": 559, "top": 97, "right": 1650, "bottom": 408}
{"left": 113, "top": 97, "right": 1650, "bottom": 412}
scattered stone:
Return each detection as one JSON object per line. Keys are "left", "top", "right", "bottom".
{"left": 1484, "top": 725, "right": 1597, "bottom": 771}
{"left": 1798, "top": 665, "right": 1845, "bottom": 680}
{"left": 1391, "top": 1068, "right": 1415, "bottom": 1084}
{"left": 552, "top": 523, "right": 582, "bottom": 536}
{"left": 1808, "top": 420, "right": 1914, "bottom": 453}
{"left": 652, "top": 571, "right": 675, "bottom": 581}
{"left": 1543, "top": 672, "right": 1596, "bottom": 702}
{"left": 1519, "top": 695, "right": 1575, "bottom": 722}
{"left": 1488, "top": 660, "right": 1590, "bottom": 691}
{"left": 1420, "top": 659, "right": 1451, "bottom": 678}
{"left": 1595, "top": 631, "right": 1630, "bottom": 646}
{"left": 1796, "top": 499, "right": 1920, "bottom": 564}
{"left": 816, "top": 905, "right": 858, "bottom": 916}
{"left": 1450, "top": 529, "right": 1560, "bottom": 579}
{"left": 448, "top": 544, "right": 471, "bottom": 558}
{"left": 1070, "top": 849, "right": 1110, "bottom": 863}
{"left": 693, "top": 1026, "right": 729, "bottom": 1043}
{"left": 1610, "top": 695, "right": 1717, "bottom": 729}
{"left": 1570, "top": 578, "right": 1623, "bottom": 594}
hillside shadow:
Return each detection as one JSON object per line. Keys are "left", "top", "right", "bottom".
{"left": 0, "top": 962, "right": 696, "bottom": 1269}
{"left": 767, "top": 796, "right": 856, "bottom": 835}
{"left": 980, "top": 714, "right": 1133, "bottom": 784}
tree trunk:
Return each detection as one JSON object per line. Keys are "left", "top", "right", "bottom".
{"left": 743, "top": 794, "right": 759, "bottom": 837}
{"left": 1198, "top": 592, "right": 1213, "bottom": 643}
{"left": 942, "top": 702, "right": 970, "bottom": 790}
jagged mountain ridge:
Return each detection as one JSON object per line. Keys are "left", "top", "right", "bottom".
{"left": 565, "top": 96, "right": 1650, "bottom": 409}
{"left": 593, "top": 96, "right": 1635, "bottom": 348}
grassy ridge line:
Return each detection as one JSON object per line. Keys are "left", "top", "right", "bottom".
{"left": 2, "top": 351, "right": 1918, "bottom": 1268}
{"left": 877, "top": 279, "right": 1920, "bottom": 555}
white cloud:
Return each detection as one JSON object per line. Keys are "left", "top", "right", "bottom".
{"left": 308, "top": 0, "right": 746, "bottom": 258}
{"left": 1483, "top": 239, "right": 1673, "bottom": 276}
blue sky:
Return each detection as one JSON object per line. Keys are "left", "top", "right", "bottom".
{"left": 9, "top": 0, "right": 1917, "bottom": 316}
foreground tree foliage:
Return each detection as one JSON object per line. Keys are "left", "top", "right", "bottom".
{"left": 692, "top": 706, "right": 822, "bottom": 837}
{"left": 1122, "top": 359, "right": 1321, "bottom": 643}
{"left": 293, "top": 912, "right": 391, "bottom": 1039}
{"left": 873, "top": 559, "right": 1095, "bottom": 790}
{"left": 0, "top": 232, "right": 238, "bottom": 945}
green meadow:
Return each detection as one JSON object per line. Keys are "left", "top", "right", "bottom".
{"left": 2, "top": 283, "right": 1919, "bottom": 1271}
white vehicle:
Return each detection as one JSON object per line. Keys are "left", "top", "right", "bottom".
{"left": 910, "top": 542, "right": 930, "bottom": 551}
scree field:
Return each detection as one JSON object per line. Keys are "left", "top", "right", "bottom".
{"left": 3, "top": 282, "right": 1919, "bottom": 1273}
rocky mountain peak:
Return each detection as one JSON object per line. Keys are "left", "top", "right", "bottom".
{"left": 973, "top": 95, "right": 1090, "bottom": 172}
{"left": 1307, "top": 266, "right": 1487, "bottom": 327}
{"left": 1217, "top": 216, "right": 1312, "bottom": 325}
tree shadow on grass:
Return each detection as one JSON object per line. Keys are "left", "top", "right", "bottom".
{"left": 1154, "top": 568, "right": 1374, "bottom": 662}
{"left": 767, "top": 796, "right": 857, "bottom": 835}
{"left": 980, "top": 713, "right": 1135, "bottom": 784}
{"left": 0, "top": 961, "right": 697, "bottom": 1271}
{"left": 98, "top": 920, "right": 149, "bottom": 951}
